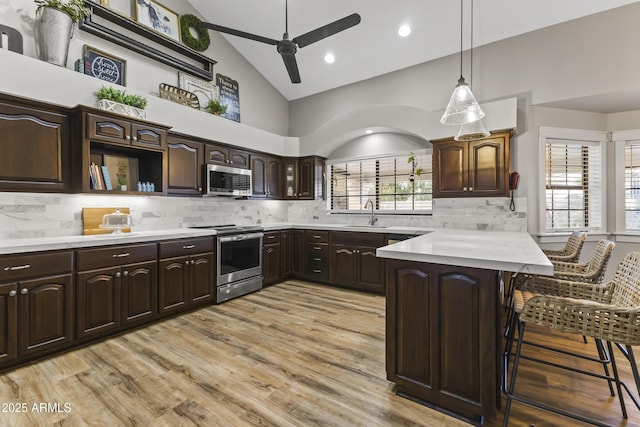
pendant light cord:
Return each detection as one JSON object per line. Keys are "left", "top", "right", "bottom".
{"left": 470, "top": 0, "right": 473, "bottom": 89}
{"left": 459, "top": 0, "right": 463, "bottom": 79}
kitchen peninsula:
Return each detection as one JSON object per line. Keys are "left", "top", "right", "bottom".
{"left": 377, "top": 229, "right": 553, "bottom": 424}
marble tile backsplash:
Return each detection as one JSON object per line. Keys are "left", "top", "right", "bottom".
{"left": 0, "top": 192, "right": 527, "bottom": 239}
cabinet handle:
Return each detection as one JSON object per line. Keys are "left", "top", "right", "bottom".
{"left": 313, "top": 257, "right": 322, "bottom": 261}
{"left": 336, "top": 249, "right": 352, "bottom": 255}
{"left": 267, "top": 248, "right": 274, "bottom": 254}
{"left": 182, "top": 245, "right": 195, "bottom": 249}
{"left": 8, "top": 290, "right": 16, "bottom": 297}
{"left": 116, "top": 272, "right": 121, "bottom": 278}
{"left": 20, "top": 288, "right": 28, "bottom": 295}
{"left": 362, "top": 251, "right": 375, "bottom": 257}
{"left": 313, "top": 235, "right": 323, "bottom": 239}
{"left": 313, "top": 269, "right": 322, "bottom": 273}
{"left": 313, "top": 246, "right": 322, "bottom": 250}
{"left": 3, "top": 264, "right": 31, "bottom": 271}
{"left": 123, "top": 271, "right": 129, "bottom": 276}
{"left": 113, "top": 253, "right": 130, "bottom": 258}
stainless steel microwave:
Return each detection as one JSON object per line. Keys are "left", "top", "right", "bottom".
{"left": 205, "top": 164, "right": 252, "bottom": 197}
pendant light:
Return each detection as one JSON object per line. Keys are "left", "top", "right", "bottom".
{"left": 454, "top": 0, "right": 490, "bottom": 141}
{"left": 440, "top": 0, "right": 485, "bottom": 126}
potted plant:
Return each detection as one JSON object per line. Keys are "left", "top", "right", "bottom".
{"left": 206, "top": 98, "right": 228, "bottom": 116}
{"left": 96, "top": 86, "right": 148, "bottom": 119}
{"left": 34, "top": 0, "right": 90, "bottom": 67}
{"left": 407, "top": 152, "right": 425, "bottom": 183}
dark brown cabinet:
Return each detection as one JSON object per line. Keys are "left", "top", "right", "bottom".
{"left": 385, "top": 259, "right": 499, "bottom": 422}
{"left": 76, "top": 243, "right": 158, "bottom": 340}
{"left": 431, "top": 131, "right": 510, "bottom": 198}
{"left": 304, "top": 230, "right": 330, "bottom": 282}
{"left": 283, "top": 156, "right": 325, "bottom": 200}
{"left": 330, "top": 232, "right": 386, "bottom": 293}
{"left": 74, "top": 106, "right": 170, "bottom": 195}
{"left": 0, "top": 251, "right": 74, "bottom": 366}
{"left": 262, "top": 231, "right": 281, "bottom": 285}
{"left": 158, "top": 237, "right": 214, "bottom": 315}
{"left": 0, "top": 94, "right": 71, "bottom": 192}
{"left": 205, "top": 143, "right": 250, "bottom": 168}
{"left": 280, "top": 230, "right": 292, "bottom": 278}
{"left": 251, "top": 154, "right": 282, "bottom": 199}
{"left": 167, "top": 133, "right": 204, "bottom": 196}
{"left": 291, "top": 230, "right": 305, "bottom": 276}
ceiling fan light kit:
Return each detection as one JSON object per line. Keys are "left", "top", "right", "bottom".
{"left": 201, "top": 0, "right": 360, "bottom": 84}
{"left": 441, "top": 0, "right": 485, "bottom": 126}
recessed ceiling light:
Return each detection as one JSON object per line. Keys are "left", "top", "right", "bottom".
{"left": 365, "top": 129, "right": 373, "bottom": 134}
{"left": 324, "top": 53, "right": 335, "bottom": 64}
{"left": 398, "top": 24, "right": 411, "bottom": 37}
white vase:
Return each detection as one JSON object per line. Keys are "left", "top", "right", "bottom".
{"left": 97, "top": 99, "right": 147, "bottom": 120}
{"left": 35, "top": 7, "right": 73, "bottom": 67}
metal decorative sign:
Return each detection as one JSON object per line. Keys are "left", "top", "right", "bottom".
{"left": 79, "top": 45, "right": 127, "bottom": 86}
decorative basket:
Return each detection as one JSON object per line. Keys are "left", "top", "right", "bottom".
{"left": 159, "top": 83, "right": 200, "bottom": 109}
{"left": 97, "top": 99, "right": 147, "bottom": 120}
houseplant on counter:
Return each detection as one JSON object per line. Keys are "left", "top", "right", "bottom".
{"left": 206, "top": 98, "right": 228, "bottom": 116}
{"left": 34, "top": 0, "right": 90, "bottom": 67}
{"left": 96, "top": 86, "right": 148, "bottom": 119}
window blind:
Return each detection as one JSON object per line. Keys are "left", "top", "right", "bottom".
{"left": 624, "top": 140, "right": 640, "bottom": 230}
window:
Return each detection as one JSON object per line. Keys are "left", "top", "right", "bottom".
{"left": 612, "top": 130, "right": 640, "bottom": 234}
{"left": 539, "top": 127, "right": 606, "bottom": 234}
{"left": 328, "top": 151, "right": 432, "bottom": 213}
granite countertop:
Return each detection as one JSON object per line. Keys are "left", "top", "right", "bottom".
{"left": 376, "top": 228, "right": 553, "bottom": 275}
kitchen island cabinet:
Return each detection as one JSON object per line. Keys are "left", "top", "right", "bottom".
{"left": 330, "top": 231, "right": 386, "bottom": 293}
{"left": 378, "top": 229, "right": 552, "bottom": 423}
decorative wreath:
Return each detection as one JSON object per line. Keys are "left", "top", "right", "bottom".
{"left": 180, "top": 14, "right": 210, "bottom": 52}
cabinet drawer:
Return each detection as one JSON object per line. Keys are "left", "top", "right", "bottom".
{"left": 263, "top": 231, "right": 280, "bottom": 244}
{"left": 86, "top": 113, "right": 129, "bottom": 145}
{"left": 306, "top": 242, "right": 328, "bottom": 257}
{"left": 131, "top": 123, "right": 167, "bottom": 151}
{"left": 305, "top": 266, "right": 329, "bottom": 281}
{"left": 305, "top": 230, "right": 329, "bottom": 243}
{"left": 77, "top": 243, "right": 157, "bottom": 271}
{"left": 332, "top": 231, "right": 385, "bottom": 247}
{"left": 307, "top": 253, "right": 328, "bottom": 266}
{"left": 159, "top": 237, "right": 214, "bottom": 259}
{"left": 0, "top": 251, "right": 73, "bottom": 281}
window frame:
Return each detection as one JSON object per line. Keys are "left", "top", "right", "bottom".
{"left": 613, "top": 129, "right": 640, "bottom": 235}
{"left": 538, "top": 127, "right": 607, "bottom": 235}
{"left": 326, "top": 149, "right": 433, "bottom": 215}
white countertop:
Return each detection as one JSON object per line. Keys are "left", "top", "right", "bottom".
{"left": 376, "top": 229, "right": 553, "bottom": 275}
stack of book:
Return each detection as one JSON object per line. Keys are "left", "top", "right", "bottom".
{"left": 89, "top": 163, "right": 113, "bottom": 190}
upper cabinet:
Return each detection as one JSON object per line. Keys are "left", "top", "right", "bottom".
{"left": 205, "top": 143, "right": 250, "bottom": 169}
{"left": 73, "top": 106, "right": 170, "bottom": 195}
{"left": 167, "top": 133, "right": 204, "bottom": 196}
{"left": 251, "top": 154, "right": 282, "bottom": 199}
{"left": 283, "top": 156, "right": 325, "bottom": 200}
{"left": 0, "top": 94, "right": 71, "bottom": 193}
{"left": 431, "top": 131, "right": 511, "bottom": 198}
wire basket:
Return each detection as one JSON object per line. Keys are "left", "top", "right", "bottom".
{"left": 159, "top": 83, "right": 200, "bottom": 109}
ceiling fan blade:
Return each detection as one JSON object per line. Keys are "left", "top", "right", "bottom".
{"left": 281, "top": 53, "right": 301, "bottom": 84}
{"left": 201, "top": 22, "right": 279, "bottom": 45}
{"left": 292, "top": 13, "right": 361, "bottom": 48}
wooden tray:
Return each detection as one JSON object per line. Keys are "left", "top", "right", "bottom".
{"left": 159, "top": 83, "right": 200, "bottom": 109}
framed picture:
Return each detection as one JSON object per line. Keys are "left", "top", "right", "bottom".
{"left": 216, "top": 74, "right": 241, "bottom": 122}
{"left": 135, "top": 0, "right": 181, "bottom": 42}
{"left": 178, "top": 72, "right": 218, "bottom": 111}
{"left": 103, "top": 155, "right": 139, "bottom": 191}
{"left": 80, "top": 45, "right": 126, "bottom": 86}
{"left": 100, "top": 0, "right": 133, "bottom": 19}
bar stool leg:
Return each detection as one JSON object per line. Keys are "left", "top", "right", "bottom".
{"left": 502, "top": 320, "right": 525, "bottom": 427}
{"left": 606, "top": 341, "right": 628, "bottom": 419}
{"left": 594, "top": 338, "right": 615, "bottom": 396}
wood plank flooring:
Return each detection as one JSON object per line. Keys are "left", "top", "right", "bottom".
{"left": 0, "top": 280, "right": 638, "bottom": 426}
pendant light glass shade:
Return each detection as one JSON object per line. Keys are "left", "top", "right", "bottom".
{"left": 454, "top": 118, "right": 490, "bottom": 141}
{"left": 441, "top": 77, "right": 485, "bottom": 125}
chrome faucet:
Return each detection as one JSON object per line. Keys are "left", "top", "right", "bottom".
{"left": 364, "top": 199, "right": 378, "bottom": 226}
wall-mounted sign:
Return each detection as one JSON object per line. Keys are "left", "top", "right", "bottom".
{"left": 79, "top": 45, "right": 127, "bottom": 86}
{"left": 216, "top": 73, "right": 240, "bottom": 122}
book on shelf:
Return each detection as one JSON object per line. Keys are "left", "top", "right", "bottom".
{"left": 101, "top": 165, "right": 113, "bottom": 190}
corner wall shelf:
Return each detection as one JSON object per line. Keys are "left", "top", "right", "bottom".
{"left": 80, "top": 1, "right": 216, "bottom": 81}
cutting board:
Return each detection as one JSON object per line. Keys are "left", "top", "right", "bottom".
{"left": 82, "top": 207, "right": 131, "bottom": 235}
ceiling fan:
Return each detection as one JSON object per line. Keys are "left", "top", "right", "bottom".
{"left": 201, "top": 1, "right": 361, "bottom": 84}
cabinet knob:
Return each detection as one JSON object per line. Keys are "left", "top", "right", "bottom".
{"left": 125, "top": 135, "right": 131, "bottom": 141}
{"left": 20, "top": 288, "right": 28, "bottom": 295}
{"left": 132, "top": 136, "right": 138, "bottom": 142}
{"left": 8, "top": 290, "right": 16, "bottom": 297}
{"left": 116, "top": 272, "right": 121, "bottom": 278}
{"left": 185, "top": 261, "right": 189, "bottom": 266}
{"left": 469, "top": 187, "right": 473, "bottom": 191}
{"left": 123, "top": 271, "right": 129, "bottom": 276}
{"left": 191, "top": 260, "right": 195, "bottom": 265}
{"left": 463, "top": 187, "right": 467, "bottom": 191}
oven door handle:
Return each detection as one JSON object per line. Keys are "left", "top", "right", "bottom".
{"left": 218, "top": 232, "right": 264, "bottom": 242}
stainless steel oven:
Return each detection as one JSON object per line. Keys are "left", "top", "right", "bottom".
{"left": 216, "top": 226, "right": 263, "bottom": 302}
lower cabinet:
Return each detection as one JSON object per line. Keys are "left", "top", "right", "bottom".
{"left": 280, "top": 230, "right": 292, "bottom": 278}
{"left": 385, "top": 259, "right": 499, "bottom": 422}
{"left": 330, "top": 232, "right": 386, "bottom": 293}
{"left": 158, "top": 237, "right": 214, "bottom": 315}
{"left": 0, "top": 251, "right": 74, "bottom": 366}
{"left": 291, "top": 230, "right": 305, "bottom": 276}
{"left": 76, "top": 243, "right": 158, "bottom": 340}
{"left": 263, "top": 231, "right": 281, "bottom": 286}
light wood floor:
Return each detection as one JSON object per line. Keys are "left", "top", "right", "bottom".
{"left": 0, "top": 280, "right": 638, "bottom": 427}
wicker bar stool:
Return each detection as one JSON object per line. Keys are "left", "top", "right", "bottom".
{"left": 503, "top": 252, "right": 640, "bottom": 426}
{"left": 542, "top": 230, "right": 587, "bottom": 262}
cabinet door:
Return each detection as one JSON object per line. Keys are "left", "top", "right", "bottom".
{"left": 19, "top": 274, "right": 73, "bottom": 355}
{"left": 468, "top": 137, "right": 508, "bottom": 197}
{"left": 263, "top": 244, "right": 281, "bottom": 285}
{"left": 331, "top": 244, "right": 357, "bottom": 286}
{"left": 77, "top": 267, "right": 121, "bottom": 339}
{"left": 251, "top": 155, "right": 268, "bottom": 198}
{"left": 267, "top": 156, "right": 282, "bottom": 199}
{"left": 87, "top": 112, "right": 129, "bottom": 146}
{"left": 168, "top": 136, "right": 204, "bottom": 195}
{"left": 291, "top": 230, "right": 305, "bottom": 276}
{"left": 205, "top": 144, "right": 229, "bottom": 165}
{"left": 358, "top": 246, "right": 385, "bottom": 293}
{"left": 121, "top": 261, "right": 157, "bottom": 326}
{"left": 229, "top": 150, "right": 250, "bottom": 168}
{"left": 190, "top": 253, "right": 214, "bottom": 305}
{"left": 158, "top": 257, "right": 189, "bottom": 315}
{"left": 0, "top": 100, "right": 71, "bottom": 192}
{"left": 130, "top": 123, "right": 167, "bottom": 151}
{"left": 0, "top": 283, "right": 18, "bottom": 363}
{"left": 280, "top": 231, "right": 292, "bottom": 278}
{"left": 298, "top": 157, "right": 315, "bottom": 199}
{"left": 282, "top": 158, "right": 298, "bottom": 199}
{"left": 433, "top": 141, "right": 468, "bottom": 197}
